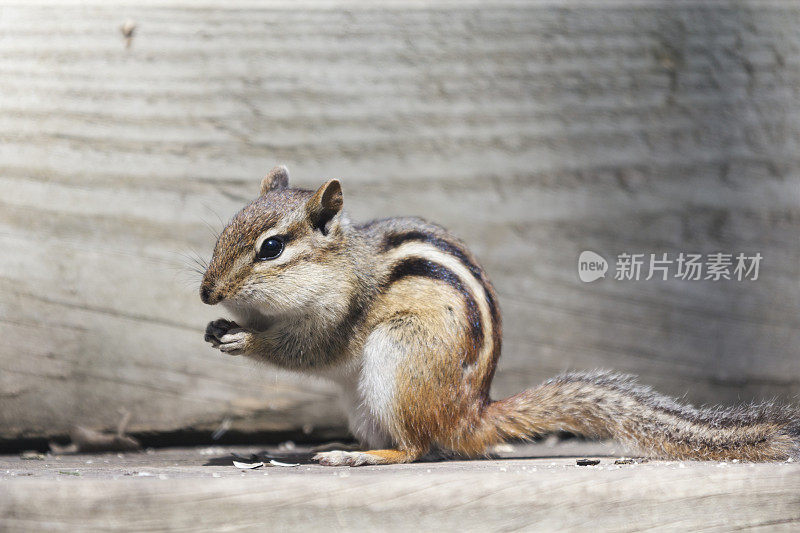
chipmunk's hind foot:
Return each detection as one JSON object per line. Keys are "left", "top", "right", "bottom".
{"left": 313, "top": 448, "right": 421, "bottom": 467}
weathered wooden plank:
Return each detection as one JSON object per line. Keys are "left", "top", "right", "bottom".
{"left": 1, "top": 0, "right": 799, "bottom": 441}
{"left": 1, "top": 443, "right": 799, "bottom": 532}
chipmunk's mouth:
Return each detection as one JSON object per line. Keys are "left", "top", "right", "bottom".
{"left": 221, "top": 301, "right": 274, "bottom": 333}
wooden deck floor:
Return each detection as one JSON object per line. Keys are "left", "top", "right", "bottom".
{"left": 2, "top": 441, "right": 798, "bottom": 532}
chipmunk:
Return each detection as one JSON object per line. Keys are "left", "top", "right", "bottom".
{"left": 201, "top": 166, "right": 800, "bottom": 466}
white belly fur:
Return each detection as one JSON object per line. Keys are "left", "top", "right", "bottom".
{"left": 328, "top": 326, "right": 401, "bottom": 449}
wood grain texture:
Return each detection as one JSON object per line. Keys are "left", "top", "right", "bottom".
{"left": 1, "top": 0, "right": 799, "bottom": 440}
{"left": 1, "top": 443, "right": 799, "bottom": 532}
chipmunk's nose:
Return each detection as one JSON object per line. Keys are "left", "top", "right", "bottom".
{"left": 200, "top": 285, "right": 211, "bottom": 304}
{"left": 200, "top": 284, "right": 218, "bottom": 305}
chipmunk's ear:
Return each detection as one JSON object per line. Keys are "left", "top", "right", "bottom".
{"left": 306, "top": 179, "right": 343, "bottom": 235}
{"left": 260, "top": 165, "right": 289, "bottom": 195}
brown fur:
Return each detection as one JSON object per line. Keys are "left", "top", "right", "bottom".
{"left": 202, "top": 167, "right": 800, "bottom": 465}
{"left": 372, "top": 277, "right": 474, "bottom": 456}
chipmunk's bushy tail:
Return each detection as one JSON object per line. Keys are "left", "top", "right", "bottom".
{"left": 478, "top": 371, "right": 800, "bottom": 461}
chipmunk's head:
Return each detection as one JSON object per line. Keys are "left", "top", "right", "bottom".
{"left": 200, "top": 166, "right": 351, "bottom": 324}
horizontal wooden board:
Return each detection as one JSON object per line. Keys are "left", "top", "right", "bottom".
{"left": 2, "top": 443, "right": 799, "bottom": 532}
{"left": 1, "top": 0, "right": 799, "bottom": 441}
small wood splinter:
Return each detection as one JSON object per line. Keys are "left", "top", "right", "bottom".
{"left": 50, "top": 409, "right": 141, "bottom": 454}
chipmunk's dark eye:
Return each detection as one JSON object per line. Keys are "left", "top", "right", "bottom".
{"left": 256, "top": 237, "right": 284, "bottom": 260}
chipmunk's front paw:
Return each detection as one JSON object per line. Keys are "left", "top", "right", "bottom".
{"left": 204, "top": 318, "right": 237, "bottom": 347}
{"left": 204, "top": 319, "right": 251, "bottom": 356}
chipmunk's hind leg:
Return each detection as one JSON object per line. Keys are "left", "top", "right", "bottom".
{"left": 313, "top": 447, "right": 423, "bottom": 466}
